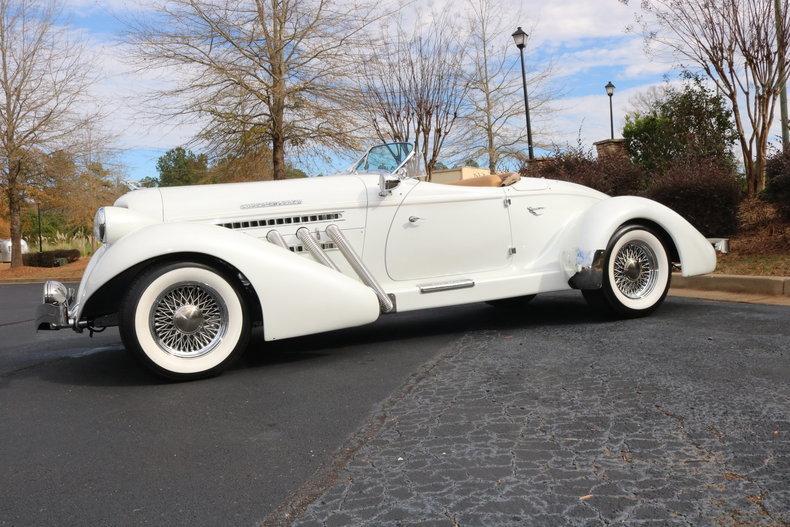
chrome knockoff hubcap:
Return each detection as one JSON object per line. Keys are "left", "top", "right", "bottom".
{"left": 612, "top": 241, "right": 659, "bottom": 299}
{"left": 150, "top": 283, "right": 227, "bottom": 358}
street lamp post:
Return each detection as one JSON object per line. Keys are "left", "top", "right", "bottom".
{"left": 512, "top": 27, "right": 534, "bottom": 161}
{"left": 605, "top": 81, "right": 616, "bottom": 140}
{"left": 35, "top": 201, "right": 42, "bottom": 253}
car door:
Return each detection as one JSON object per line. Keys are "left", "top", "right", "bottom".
{"left": 385, "top": 181, "right": 513, "bottom": 281}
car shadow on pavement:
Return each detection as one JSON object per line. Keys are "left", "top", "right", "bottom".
{"left": 16, "top": 293, "right": 698, "bottom": 387}
{"left": 240, "top": 292, "right": 696, "bottom": 369}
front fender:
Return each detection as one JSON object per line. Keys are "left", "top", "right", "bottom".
{"left": 562, "top": 196, "right": 716, "bottom": 286}
{"left": 74, "top": 223, "right": 380, "bottom": 340}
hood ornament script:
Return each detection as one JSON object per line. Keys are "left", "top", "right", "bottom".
{"left": 240, "top": 200, "right": 303, "bottom": 210}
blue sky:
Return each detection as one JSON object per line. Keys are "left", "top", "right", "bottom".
{"left": 62, "top": 0, "right": 676, "bottom": 181}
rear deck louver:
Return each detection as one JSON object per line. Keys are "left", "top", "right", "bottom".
{"left": 218, "top": 212, "right": 342, "bottom": 230}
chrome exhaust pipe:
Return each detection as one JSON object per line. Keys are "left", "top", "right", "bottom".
{"left": 266, "top": 229, "right": 289, "bottom": 249}
{"left": 296, "top": 227, "right": 339, "bottom": 271}
{"left": 325, "top": 224, "right": 394, "bottom": 313}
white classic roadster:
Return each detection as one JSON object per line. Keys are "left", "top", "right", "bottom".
{"left": 37, "top": 142, "right": 715, "bottom": 379}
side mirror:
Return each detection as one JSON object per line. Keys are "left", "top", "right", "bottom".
{"left": 379, "top": 174, "right": 401, "bottom": 196}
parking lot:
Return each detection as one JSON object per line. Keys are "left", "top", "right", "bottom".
{"left": 1, "top": 283, "right": 788, "bottom": 526}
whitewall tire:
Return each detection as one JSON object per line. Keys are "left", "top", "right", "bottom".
{"left": 583, "top": 225, "right": 671, "bottom": 318}
{"left": 120, "top": 262, "right": 250, "bottom": 380}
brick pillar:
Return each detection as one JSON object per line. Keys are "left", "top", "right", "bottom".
{"left": 593, "top": 139, "right": 628, "bottom": 159}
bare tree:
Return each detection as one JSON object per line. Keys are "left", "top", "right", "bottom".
{"left": 0, "top": 0, "right": 99, "bottom": 267}
{"left": 126, "top": 0, "right": 385, "bottom": 180}
{"left": 462, "top": 0, "right": 555, "bottom": 173}
{"left": 625, "top": 0, "right": 790, "bottom": 195}
{"left": 358, "top": 16, "right": 469, "bottom": 180}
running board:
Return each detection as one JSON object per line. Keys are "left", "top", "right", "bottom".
{"left": 418, "top": 279, "right": 475, "bottom": 294}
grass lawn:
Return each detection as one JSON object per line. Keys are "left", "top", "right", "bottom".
{"left": 714, "top": 252, "right": 790, "bottom": 277}
{"left": 0, "top": 257, "right": 89, "bottom": 282}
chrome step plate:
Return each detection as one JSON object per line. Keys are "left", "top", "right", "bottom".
{"left": 418, "top": 279, "right": 475, "bottom": 294}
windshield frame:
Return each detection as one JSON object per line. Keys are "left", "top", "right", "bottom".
{"left": 348, "top": 142, "right": 416, "bottom": 176}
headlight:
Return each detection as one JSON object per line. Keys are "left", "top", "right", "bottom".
{"left": 92, "top": 206, "right": 156, "bottom": 244}
{"left": 93, "top": 208, "right": 106, "bottom": 243}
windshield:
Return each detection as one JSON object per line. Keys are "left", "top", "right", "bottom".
{"left": 351, "top": 142, "right": 414, "bottom": 175}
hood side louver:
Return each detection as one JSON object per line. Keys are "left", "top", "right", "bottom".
{"left": 218, "top": 212, "right": 343, "bottom": 230}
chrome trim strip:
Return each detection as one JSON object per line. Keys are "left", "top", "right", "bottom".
{"left": 418, "top": 279, "right": 475, "bottom": 294}
{"left": 325, "top": 224, "right": 394, "bottom": 313}
{"left": 296, "top": 227, "right": 339, "bottom": 271}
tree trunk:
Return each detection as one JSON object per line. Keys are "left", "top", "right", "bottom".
{"left": 486, "top": 124, "right": 496, "bottom": 174}
{"left": 270, "top": 75, "right": 286, "bottom": 180}
{"left": 744, "top": 156, "right": 757, "bottom": 197}
{"left": 272, "top": 132, "right": 286, "bottom": 180}
{"left": 753, "top": 141, "right": 767, "bottom": 194}
{"left": 269, "top": 22, "right": 287, "bottom": 181}
{"left": 7, "top": 185, "right": 23, "bottom": 268}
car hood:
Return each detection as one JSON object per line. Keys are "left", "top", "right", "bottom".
{"left": 115, "top": 175, "right": 368, "bottom": 224}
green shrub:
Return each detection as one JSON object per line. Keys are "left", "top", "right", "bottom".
{"left": 762, "top": 150, "right": 790, "bottom": 220}
{"left": 623, "top": 74, "right": 737, "bottom": 173}
{"left": 23, "top": 249, "right": 81, "bottom": 268}
{"left": 645, "top": 157, "right": 741, "bottom": 236}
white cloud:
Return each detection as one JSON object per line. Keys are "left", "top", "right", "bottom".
{"left": 526, "top": 0, "right": 639, "bottom": 45}
{"left": 551, "top": 38, "right": 671, "bottom": 79}
{"left": 547, "top": 83, "right": 660, "bottom": 147}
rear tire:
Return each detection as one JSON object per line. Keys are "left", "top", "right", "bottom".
{"left": 119, "top": 262, "right": 250, "bottom": 381}
{"left": 583, "top": 225, "right": 671, "bottom": 318}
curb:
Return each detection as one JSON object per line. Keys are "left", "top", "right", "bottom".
{"left": 672, "top": 273, "right": 790, "bottom": 297}
{"left": 0, "top": 277, "right": 80, "bottom": 284}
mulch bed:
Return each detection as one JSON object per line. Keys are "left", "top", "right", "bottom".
{"left": 0, "top": 258, "right": 89, "bottom": 282}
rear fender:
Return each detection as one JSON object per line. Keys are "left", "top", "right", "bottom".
{"left": 74, "top": 223, "right": 380, "bottom": 340}
{"left": 561, "top": 196, "right": 716, "bottom": 288}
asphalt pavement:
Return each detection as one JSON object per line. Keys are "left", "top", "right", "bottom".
{"left": 1, "top": 282, "right": 472, "bottom": 525}
{"left": 1, "top": 283, "right": 788, "bottom": 526}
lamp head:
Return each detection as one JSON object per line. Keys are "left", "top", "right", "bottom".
{"left": 511, "top": 27, "right": 528, "bottom": 49}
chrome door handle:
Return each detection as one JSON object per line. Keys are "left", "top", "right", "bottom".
{"left": 408, "top": 216, "right": 425, "bottom": 223}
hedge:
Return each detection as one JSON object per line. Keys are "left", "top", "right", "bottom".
{"left": 763, "top": 150, "right": 790, "bottom": 221}
{"left": 22, "top": 249, "right": 81, "bottom": 268}
{"left": 645, "top": 157, "right": 741, "bottom": 237}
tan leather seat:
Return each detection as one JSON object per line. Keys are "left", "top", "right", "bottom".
{"left": 445, "top": 175, "right": 503, "bottom": 187}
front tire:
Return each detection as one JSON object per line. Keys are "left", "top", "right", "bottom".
{"left": 583, "top": 225, "right": 671, "bottom": 318}
{"left": 119, "top": 262, "right": 250, "bottom": 380}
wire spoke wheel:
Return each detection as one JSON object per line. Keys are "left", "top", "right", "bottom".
{"left": 150, "top": 282, "right": 228, "bottom": 358}
{"left": 612, "top": 240, "right": 659, "bottom": 299}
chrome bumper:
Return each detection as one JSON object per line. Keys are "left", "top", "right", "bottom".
{"left": 35, "top": 281, "right": 75, "bottom": 330}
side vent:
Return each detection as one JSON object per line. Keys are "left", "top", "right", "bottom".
{"left": 288, "top": 242, "right": 337, "bottom": 253}
{"left": 218, "top": 212, "right": 342, "bottom": 230}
